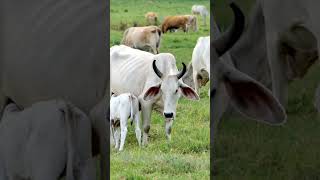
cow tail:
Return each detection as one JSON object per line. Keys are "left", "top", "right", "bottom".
{"left": 64, "top": 104, "right": 75, "bottom": 180}
{"left": 129, "top": 95, "right": 134, "bottom": 126}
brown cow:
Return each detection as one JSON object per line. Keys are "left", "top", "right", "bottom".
{"left": 161, "top": 15, "right": 197, "bottom": 33}
{"left": 121, "top": 26, "right": 162, "bottom": 54}
{"left": 145, "top": 12, "right": 158, "bottom": 25}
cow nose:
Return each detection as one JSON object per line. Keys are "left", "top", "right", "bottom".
{"left": 164, "top": 112, "right": 174, "bottom": 118}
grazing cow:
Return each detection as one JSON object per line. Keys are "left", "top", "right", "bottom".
{"left": 210, "top": 3, "right": 287, "bottom": 175}
{"left": 2, "top": 0, "right": 109, "bottom": 178}
{"left": 145, "top": 12, "right": 158, "bottom": 25}
{"left": 111, "top": 45, "right": 199, "bottom": 145}
{"left": 191, "top": 36, "right": 210, "bottom": 96}
{"left": 121, "top": 26, "right": 162, "bottom": 54}
{"left": 191, "top": 5, "right": 209, "bottom": 26}
{"left": 161, "top": 15, "right": 197, "bottom": 33}
{"left": 110, "top": 93, "right": 141, "bottom": 151}
{"left": 210, "top": 3, "right": 287, "bottom": 125}
{"left": 230, "top": 0, "right": 320, "bottom": 108}
{"left": 0, "top": 100, "right": 95, "bottom": 180}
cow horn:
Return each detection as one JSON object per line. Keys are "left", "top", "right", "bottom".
{"left": 212, "top": 2, "right": 245, "bottom": 57}
{"left": 152, "top": 60, "right": 163, "bottom": 78}
{"left": 177, "top": 62, "right": 186, "bottom": 79}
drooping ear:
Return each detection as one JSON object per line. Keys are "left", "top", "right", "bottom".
{"left": 143, "top": 83, "right": 161, "bottom": 101}
{"left": 179, "top": 82, "right": 200, "bottom": 100}
{"left": 219, "top": 62, "right": 287, "bottom": 124}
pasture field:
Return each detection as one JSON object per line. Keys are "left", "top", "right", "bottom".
{"left": 110, "top": 0, "right": 210, "bottom": 179}
{"left": 214, "top": 1, "right": 320, "bottom": 179}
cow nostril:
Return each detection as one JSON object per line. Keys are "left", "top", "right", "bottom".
{"left": 164, "top": 112, "right": 174, "bottom": 118}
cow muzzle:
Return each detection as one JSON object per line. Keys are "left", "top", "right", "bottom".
{"left": 164, "top": 112, "right": 174, "bottom": 119}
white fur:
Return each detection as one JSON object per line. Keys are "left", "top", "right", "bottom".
{"left": 110, "top": 93, "right": 141, "bottom": 151}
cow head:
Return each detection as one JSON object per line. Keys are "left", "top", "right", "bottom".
{"left": 211, "top": 2, "right": 287, "bottom": 125}
{"left": 143, "top": 59, "right": 199, "bottom": 139}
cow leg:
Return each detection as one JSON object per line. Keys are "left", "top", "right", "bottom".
{"left": 134, "top": 114, "right": 142, "bottom": 147}
{"left": 119, "top": 117, "right": 128, "bottom": 151}
{"left": 114, "top": 126, "right": 120, "bottom": 150}
{"left": 141, "top": 104, "right": 152, "bottom": 146}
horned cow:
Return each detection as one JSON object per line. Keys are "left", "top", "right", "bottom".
{"left": 210, "top": 3, "right": 287, "bottom": 125}
{"left": 210, "top": 5, "right": 287, "bottom": 175}
{"left": 111, "top": 45, "right": 199, "bottom": 145}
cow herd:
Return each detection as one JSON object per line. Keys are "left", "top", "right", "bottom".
{"left": 110, "top": 4, "right": 210, "bottom": 151}
{"left": 1, "top": 0, "right": 319, "bottom": 178}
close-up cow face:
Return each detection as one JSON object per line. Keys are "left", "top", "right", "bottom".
{"left": 211, "top": 2, "right": 286, "bottom": 124}
{"left": 143, "top": 60, "right": 199, "bottom": 138}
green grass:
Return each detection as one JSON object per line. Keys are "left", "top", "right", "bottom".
{"left": 214, "top": 0, "right": 320, "bottom": 179}
{"left": 110, "top": 0, "right": 210, "bottom": 179}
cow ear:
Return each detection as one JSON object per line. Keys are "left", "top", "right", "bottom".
{"left": 220, "top": 63, "right": 287, "bottom": 124}
{"left": 179, "top": 82, "right": 200, "bottom": 100}
{"left": 143, "top": 84, "right": 161, "bottom": 101}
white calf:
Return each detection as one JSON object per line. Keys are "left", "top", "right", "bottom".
{"left": 110, "top": 93, "right": 141, "bottom": 151}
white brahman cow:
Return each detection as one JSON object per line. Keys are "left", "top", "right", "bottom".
{"left": 111, "top": 45, "right": 199, "bottom": 145}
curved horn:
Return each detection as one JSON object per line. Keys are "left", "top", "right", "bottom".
{"left": 212, "top": 2, "right": 245, "bottom": 56}
{"left": 152, "top": 60, "right": 163, "bottom": 78}
{"left": 177, "top": 62, "right": 186, "bottom": 79}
